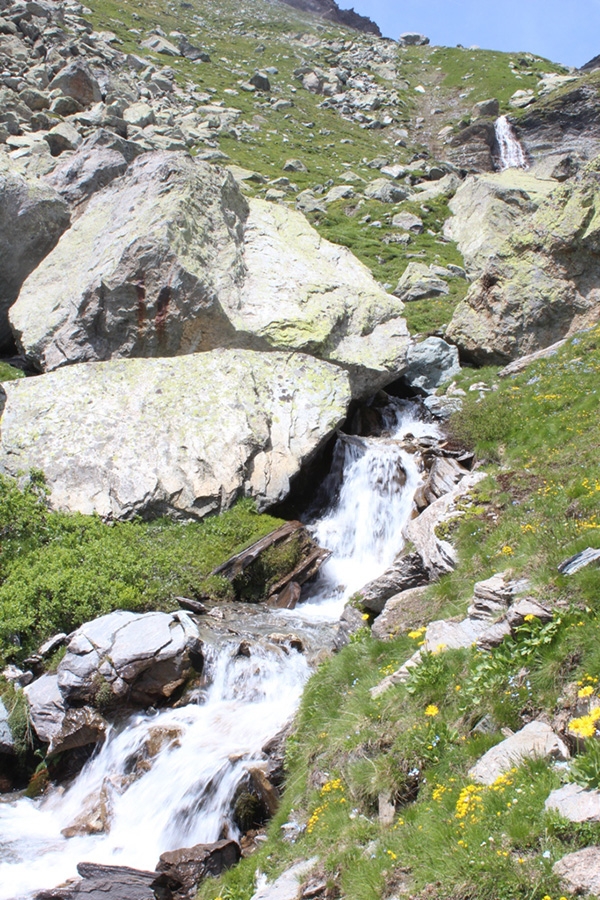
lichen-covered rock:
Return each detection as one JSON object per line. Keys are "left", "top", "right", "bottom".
{"left": 0, "top": 350, "right": 350, "bottom": 519}
{"left": 0, "top": 159, "right": 70, "bottom": 350}
{"left": 553, "top": 846, "right": 600, "bottom": 895}
{"left": 11, "top": 152, "right": 408, "bottom": 396}
{"left": 447, "top": 156, "right": 600, "bottom": 364}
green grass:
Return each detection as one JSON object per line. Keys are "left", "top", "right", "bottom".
{"left": 0, "top": 362, "right": 24, "bottom": 381}
{"left": 199, "top": 325, "right": 600, "bottom": 900}
{"left": 0, "top": 474, "right": 285, "bottom": 663}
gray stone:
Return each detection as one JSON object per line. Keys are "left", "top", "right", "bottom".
{"left": 364, "top": 178, "right": 409, "bottom": 203}
{"left": 283, "top": 158, "right": 307, "bottom": 173}
{"left": 371, "top": 586, "right": 430, "bottom": 641}
{"left": 403, "top": 338, "right": 460, "bottom": 395}
{"left": 469, "top": 721, "right": 569, "bottom": 785}
{"left": 553, "top": 847, "right": 600, "bottom": 895}
{"left": 250, "top": 859, "right": 317, "bottom": 900}
{"left": 473, "top": 98, "right": 500, "bottom": 118}
{"left": 123, "top": 101, "right": 155, "bottom": 128}
{"left": 0, "top": 698, "right": 14, "bottom": 754}
{"left": 140, "top": 35, "right": 181, "bottom": 56}
{"left": 398, "top": 33, "right": 429, "bottom": 46}
{"left": 45, "top": 135, "right": 130, "bottom": 205}
{"left": 249, "top": 71, "right": 270, "bottom": 92}
{"left": 24, "top": 674, "right": 65, "bottom": 747}
{"left": 49, "top": 61, "right": 103, "bottom": 108}
{"left": 44, "top": 122, "right": 82, "bottom": 156}
{"left": 295, "top": 189, "right": 324, "bottom": 213}
{"left": 323, "top": 184, "right": 354, "bottom": 203}
{"left": 57, "top": 611, "right": 200, "bottom": 705}
{"left": 0, "top": 350, "right": 351, "bottom": 520}
{"left": 152, "top": 840, "right": 241, "bottom": 896}
{"left": 498, "top": 339, "right": 568, "bottom": 378}
{"left": 393, "top": 263, "right": 450, "bottom": 303}
{"left": 359, "top": 553, "right": 429, "bottom": 614}
{"left": 0, "top": 160, "right": 70, "bottom": 349}
{"left": 35, "top": 862, "right": 158, "bottom": 899}
{"left": 391, "top": 212, "right": 423, "bottom": 233}
{"left": 558, "top": 547, "right": 600, "bottom": 575}
{"left": 546, "top": 783, "right": 600, "bottom": 823}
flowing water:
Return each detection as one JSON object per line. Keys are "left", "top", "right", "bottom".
{"left": 495, "top": 115, "right": 528, "bottom": 170}
{"left": 0, "top": 401, "right": 438, "bottom": 899}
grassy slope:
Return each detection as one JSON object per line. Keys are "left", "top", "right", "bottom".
{"left": 81, "top": 0, "right": 565, "bottom": 335}
{"left": 201, "top": 327, "right": 600, "bottom": 900}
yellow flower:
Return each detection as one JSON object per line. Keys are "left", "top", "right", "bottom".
{"left": 361, "top": 613, "right": 370, "bottom": 620}
{"left": 455, "top": 684, "right": 461, "bottom": 691}
{"left": 501, "top": 545, "right": 514, "bottom": 555}
{"left": 578, "top": 685, "right": 595, "bottom": 698}
{"left": 425, "top": 704, "right": 439, "bottom": 717}
{"left": 408, "top": 627, "right": 426, "bottom": 640}
{"left": 523, "top": 614, "right": 537, "bottom": 622}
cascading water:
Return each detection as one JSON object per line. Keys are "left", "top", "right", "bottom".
{"left": 495, "top": 115, "right": 528, "bottom": 170}
{"left": 0, "top": 401, "right": 437, "bottom": 899}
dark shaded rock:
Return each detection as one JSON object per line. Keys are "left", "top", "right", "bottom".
{"left": 359, "top": 553, "right": 429, "bottom": 614}
{"left": 249, "top": 71, "right": 270, "bottom": 92}
{"left": 0, "top": 163, "right": 70, "bottom": 350}
{"left": 179, "top": 38, "right": 210, "bottom": 61}
{"left": 446, "top": 121, "right": 498, "bottom": 173}
{"left": 35, "top": 863, "right": 157, "bottom": 900}
{"left": 151, "top": 840, "right": 241, "bottom": 899}
{"left": 519, "top": 81, "right": 600, "bottom": 163}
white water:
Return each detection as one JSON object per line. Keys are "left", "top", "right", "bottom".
{"left": 495, "top": 115, "right": 528, "bottom": 170}
{"left": 0, "top": 401, "right": 436, "bottom": 899}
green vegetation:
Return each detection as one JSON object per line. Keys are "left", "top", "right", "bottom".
{"left": 200, "top": 326, "right": 600, "bottom": 900}
{"left": 0, "top": 362, "right": 24, "bottom": 381}
{"left": 0, "top": 474, "right": 285, "bottom": 662}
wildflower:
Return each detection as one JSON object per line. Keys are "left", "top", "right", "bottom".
{"left": 387, "top": 850, "right": 397, "bottom": 860}
{"left": 408, "top": 627, "right": 426, "bottom": 640}
{"left": 425, "top": 704, "right": 439, "bottom": 717}
{"left": 361, "top": 613, "right": 369, "bottom": 620}
{"left": 568, "top": 706, "right": 600, "bottom": 738}
{"left": 455, "top": 784, "right": 484, "bottom": 819}
{"left": 501, "top": 545, "right": 514, "bottom": 555}
{"left": 523, "top": 614, "right": 537, "bottom": 622}
{"left": 578, "top": 685, "right": 595, "bottom": 698}
{"left": 455, "top": 684, "right": 461, "bottom": 691}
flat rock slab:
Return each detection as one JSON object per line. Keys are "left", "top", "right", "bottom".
{"left": 35, "top": 863, "right": 157, "bottom": 900}
{"left": 0, "top": 349, "right": 351, "bottom": 520}
{"left": 554, "top": 846, "right": 600, "bottom": 895}
{"left": 250, "top": 858, "right": 317, "bottom": 900}
{"left": 545, "top": 783, "right": 600, "bottom": 822}
{"left": 469, "top": 721, "right": 569, "bottom": 785}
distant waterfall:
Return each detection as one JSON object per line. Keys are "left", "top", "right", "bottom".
{"left": 495, "top": 115, "right": 528, "bottom": 170}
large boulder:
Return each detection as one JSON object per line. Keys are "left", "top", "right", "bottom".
{"left": 56, "top": 611, "right": 202, "bottom": 706}
{"left": 151, "top": 840, "right": 241, "bottom": 897}
{"left": 0, "top": 160, "right": 70, "bottom": 350}
{"left": 24, "top": 674, "right": 107, "bottom": 755}
{"left": 0, "top": 350, "right": 350, "bottom": 519}
{"left": 553, "top": 847, "right": 600, "bottom": 896}
{"left": 11, "top": 152, "right": 409, "bottom": 396}
{"left": 446, "top": 156, "right": 600, "bottom": 364}
{"left": 469, "top": 720, "right": 569, "bottom": 785}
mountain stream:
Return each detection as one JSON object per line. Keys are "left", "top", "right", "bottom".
{"left": 0, "top": 401, "right": 439, "bottom": 899}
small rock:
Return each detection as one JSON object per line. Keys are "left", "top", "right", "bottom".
{"left": 364, "top": 178, "right": 409, "bottom": 203}
{"left": 469, "top": 721, "right": 569, "bottom": 785}
{"left": 554, "top": 847, "right": 600, "bottom": 895}
{"left": 473, "top": 98, "right": 500, "bottom": 118}
{"left": 44, "top": 122, "right": 82, "bottom": 156}
{"left": 283, "top": 158, "right": 307, "bottom": 173}
{"left": 140, "top": 35, "right": 181, "bottom": 56}
{"left": 323, "top": 184, "right": 354, "bottom": 203}
{"left": 250, "top": 71, "right": 271, "bottom": 92}
{"left": 123, "top": 101, "right": 155, "bottom": 128}
{"left": 558, "top": 547, "right": 600, "bottom": 575}
{"left": 391, "top": 211, "right": 423, "bottom": 232}
{"left": 393, "top": 262, "right": 449, "bottom": 302}
{"left": 398, "top": 32, "right": 429, "bottom": 46}
{"left": 546, "top": 783, "right": 600, "bottom": 823}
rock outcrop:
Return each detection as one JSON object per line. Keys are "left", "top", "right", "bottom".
{"left": 468, "top": 721, "right": 569, "bottom": 785}
{"left": 0, "top": 158, "right": 70, "bottom": 350}
{"left": 10, "top": 151, "right": 409, "bottom": 396}
{"left": 280, "top": 0, "right": 381, "bottom": 35}
{"left": 447, "top": 155, "right": 600, "bottom": 363}
{"left": 0, "top": 350, "right": 351, "bottom": 520}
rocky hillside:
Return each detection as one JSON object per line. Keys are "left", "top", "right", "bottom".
{"left": 1, "top": 0, "right": 600, "bottom": 899}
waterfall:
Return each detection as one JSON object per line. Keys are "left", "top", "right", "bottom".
{"left": 0, "top": 401, "right": 436, "bottom": 900}
{"left": 495, "top": 115, "right": 528, "bottom": 170}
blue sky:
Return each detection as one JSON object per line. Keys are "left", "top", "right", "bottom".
{"left": 348, "top": 0, "right": 600, "bottom": 68}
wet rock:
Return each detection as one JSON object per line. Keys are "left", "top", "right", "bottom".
{"left": 0, "top": 350, "right": 350, "bottom": 520}
{"left": 414, "top": 456, "right": 468, "bottom": 510}
{"left": 35, "top": 862, "right": 158, "bottom": 899}
{"left": 359, "top": 553, "right": 429, "bottom": 614}
{"left": 56, "top": 611, "right": 201, "bottom": 706}
{"left": 371, "top": 585, "right": 430, "bottom": 641}
{"left": 49, "top": 61, "right": 103, "bottom": 108}
{"left": 152, "top": 840, "right": 241, "bottom": 899}
{"left": 393, "top": 263, "right": 449, "bottom": 303}
{"left": 546, "top": 783, "right": 600, "bottom": 823}
{"left": 469, "top": 721, "right": 569, "bottom": 785}
{"left": 0, "top": 159, "right": 70, "bottom": 349}
{"left": 247, "top": 766, "right": 280, "bottom": 817}
{"left": 553, "top": 846, "right": 600, "bottom": 895}
{"left": 402, "top": 338, "right": 460, "bottom": 395}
